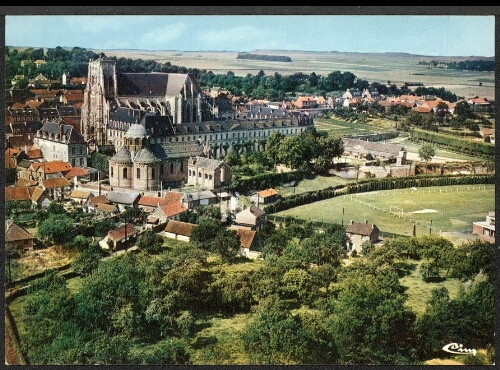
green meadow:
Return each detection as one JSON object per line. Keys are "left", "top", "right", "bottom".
{"left": 275, "top": 184, "right": 494, "bottom": 237}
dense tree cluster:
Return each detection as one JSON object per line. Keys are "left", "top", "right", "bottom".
{"left": 16, "top": 213, "right": 496, "bottom": 365}
{"left": 418, "top": 59, "right": 494, "bottom": 72}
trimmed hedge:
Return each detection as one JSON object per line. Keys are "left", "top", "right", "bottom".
{"left": 409, "top": 129, "right": 495, "bottom": 158}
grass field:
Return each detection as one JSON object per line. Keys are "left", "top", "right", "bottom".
{"left": 274, "top": 184, "right": 494, "bottom": 238}
{"left": 275, "top": 174, "right": 351, "bottom": 197}
{"left": 313, "top": 117, "right": 396, "bottom": 136}
{"left": 399, "top": 260, "right": 462, "bottom": 315}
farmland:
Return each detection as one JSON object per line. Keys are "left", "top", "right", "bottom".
{"left": 96, "top": 49, "right": 495, "bottom": 100}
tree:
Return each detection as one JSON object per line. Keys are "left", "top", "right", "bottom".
{"left": 418, "top": 142, "right": 436, "bottom": 163}
{"left": 210, "top": 228, "right": 241, "bottom": 263}
{"left": 137, "top": 230, "right": 164, "bottom": 254}
{"left": 72, "top": 243, "right": 103, "bottom": 276}
{"left": 325, "top": 271, "right": 418, "bottom": 364}
{"left": 37, "top": 214, "right": 74, "bottom": 245}
{"left": 241, "top": 294, "right": 312, "bottom": 364}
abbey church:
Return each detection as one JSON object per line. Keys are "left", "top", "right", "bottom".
{"left": 81, "top": 53, "right": 314, "bottom": 191}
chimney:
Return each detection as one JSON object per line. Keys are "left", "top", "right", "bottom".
{"left": 350, "top": 220, "right": 354, "bottom": 225}
{"left": 365, "top": 220, "right": 368, "bottom": 224}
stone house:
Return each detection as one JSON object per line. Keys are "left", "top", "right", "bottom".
{"left": 187, "top": 156, "right": 231, "bottom": 189}
{"left": 5, "top": 219, "right": 35, "bottom": 252}
{"left": 345, "top": 220, "right": 380, "bottom": 253}
{"left": 234, "top": 206, "right": 266, "bottom": 231}
{"left": 100, "top": 223, "right": 138, "bottom": 251}
{"left": 250, "top": 188, "right": 279, "bottom": 206}
{"left": 33, "top": 121, "right": 88, "bottom": 167}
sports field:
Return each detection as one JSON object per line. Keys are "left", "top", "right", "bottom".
{"left": 275, "top": 184, "right": 494, "bottom": 238}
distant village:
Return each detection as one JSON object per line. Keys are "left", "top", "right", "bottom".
{"left": 5, "top": 55, "right": 495, "bottom": 259}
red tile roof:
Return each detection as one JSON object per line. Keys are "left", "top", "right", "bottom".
{"left": 42, "top": 177, "right": 71, "bottom": 189}
{"left": 164, "top": 220, "right": 197, "bottom": 236}
{"left": 160, "top": 203, "right": 187, "bottom": 218}
{"left": 28, "top": 148, "right": 43, "bottom": 159}
{"left": 64, "top": 167, "right": 89, "bottom": 179}
{"left": 33, "top": 161, "right": 72, "bottom": 173}
{"left": 258, "top": 188, "right": 278, "bottom": 198}
{"left": 108, "top": 223, "right": 137, "bottom": 242}
{"left": 236, "top": 228, "right": 256, "bottom": 249}
{"left": 138, "top": 195, "right": 169, "bottom": 208}
{"left": 5, "top": 187, "right": 32, "bottom": 201}
{"left": 90, "top": 195, "right": 110, "bottom": 206}
{"left": 164, "top": 191, "right": 183, "bottom": 204}
{"left": 5, "top": 220, "right": 34, "bottom": 242}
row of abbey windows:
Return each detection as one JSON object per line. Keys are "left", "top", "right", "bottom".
{"left": 110, "top": 162, "right": 184, "bottom": 179}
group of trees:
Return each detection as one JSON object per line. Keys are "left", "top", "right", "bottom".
{"left": 225, "top": 126, "right": 344, "bottom": 180}
{"left": 418, "top": 59, "right": 495, "bottom": 72}
{"left": 15, "top": 201, "right": 496, "bottom": 365}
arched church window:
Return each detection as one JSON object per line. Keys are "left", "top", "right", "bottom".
{"left": 152, "top": 168, "right": 155, "bottom": 180}
{"left": 137, "top": 168, "right": 140, "bottom": 179}
{"left": 123, "top": 168, "right": 127, "bottom": 179}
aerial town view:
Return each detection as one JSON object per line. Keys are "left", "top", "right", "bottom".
{"left": 4, "top": 13, "right": 496, "bottom": 365}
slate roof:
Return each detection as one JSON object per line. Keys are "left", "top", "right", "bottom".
{"left": 237, "top": 206, "right": 265, "bottom": 219}
{"left": 182, "top": 190, "right": 217, "bottom": 202}
{"left": 110, "top": 107, "right": 143, "bottom": 124}
{"left": 151, "top": 141, "right": 204, "bottom": 160}
{"left": 164, "top": 220, "right": 197, "bottom": 237}
{"left": 58, "top": 106, "right": 78, "bottom": 116}
{"left": 133, "top": 147, "right": 161, "bottom": 164}
{"left": 106, "top": 191, "right": 140, "bottom": 205}
{"left": 110, "top": 147, "right": 132, "bottom": 163}
{"left": 189, "top": 156, "right": 225, "bottom": 171}
{"left": 125, "top": 123, "right": 149, "bottom": 138}
{"left": 346, "top": 222, "right": 379, "bottom": 236}
{"left": 37, "top": 121, "right": 86, "bottom": 144}
{"left": 5, "top": 219, "right": 34, "bottom": 242}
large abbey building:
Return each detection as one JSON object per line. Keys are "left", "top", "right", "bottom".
{"left": 81, "top": 54, "right": 314, "bottom": 191}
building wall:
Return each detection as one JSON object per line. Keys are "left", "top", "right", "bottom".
{"left": 34, "top": 137, "right": 87, "bottom": 165}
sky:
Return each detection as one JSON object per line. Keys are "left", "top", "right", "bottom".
{"left": 5, "top": 14, "right": 496, "bottom": 57}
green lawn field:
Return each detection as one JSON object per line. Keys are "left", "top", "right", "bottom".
{"left": 274, "top": 184, "right": 494, "bottom": 238}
